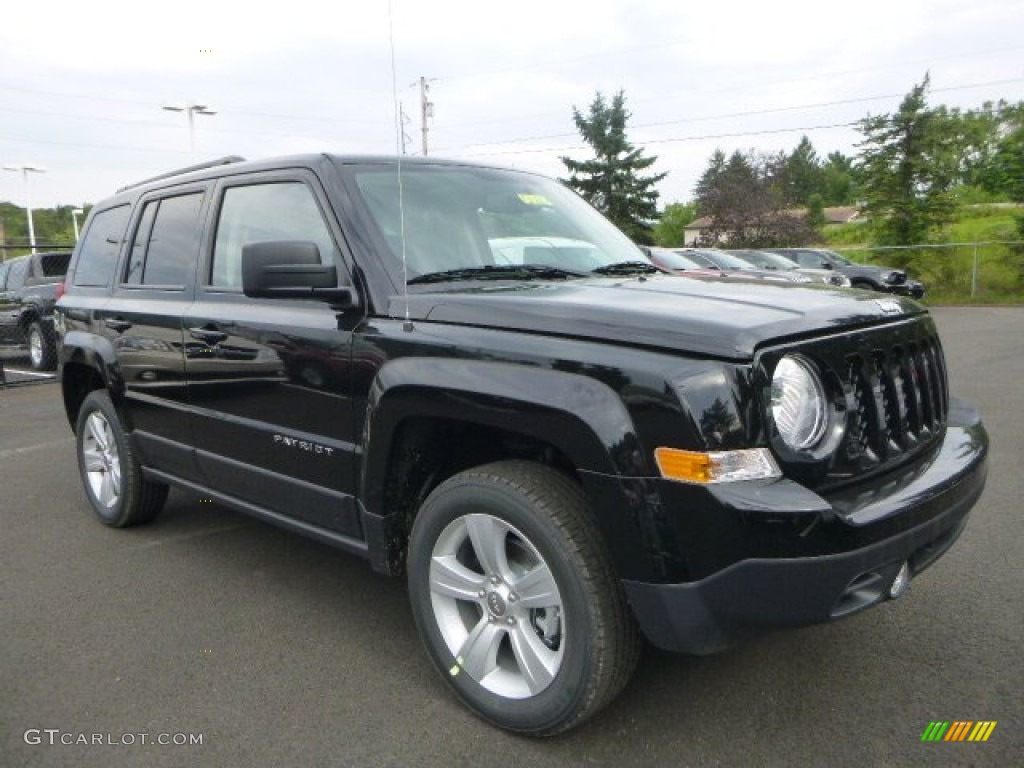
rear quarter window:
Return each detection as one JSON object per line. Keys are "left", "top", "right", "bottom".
{"left": 74, "top": 205, "right": 132, "bottom": 287}
{"left": 39, "top": 252, "right": 71, "bottom": 277}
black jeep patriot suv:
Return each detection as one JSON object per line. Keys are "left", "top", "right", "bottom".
{"left": 57, "top": 155, "right": 988, "bottom": 735}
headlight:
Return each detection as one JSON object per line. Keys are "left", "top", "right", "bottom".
{"left": 771, "top": 356, "right": 827, "bottom": 450}
{"left": 884, "top": 270, "right": 906, "bottom": 285}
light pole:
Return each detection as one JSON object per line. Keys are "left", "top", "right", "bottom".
{"left": 3, "top": 164, "right": 46, "bottom": 254}
{"left": 72, "top": 208, "right": 84, "bottom": 241}
{"left": 162, "top": 104, "right": 217, "bottom": 159}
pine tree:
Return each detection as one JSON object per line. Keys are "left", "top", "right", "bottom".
{"left": 561, "top": 91, "right": 667, "bottom": 244}
{"left": 856, "top": 75, "right": 960, "bottom": 245}
{"left": 783, "top": 136, "right": 825, "bottom": 205}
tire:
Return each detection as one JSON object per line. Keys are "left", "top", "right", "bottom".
{"left": 75, "top": 390, "right": 168, "bottom": 527}
{"left": 27, "top": 320, "right": 56, "bottom": 371}
{"left": 407, "top": 460, "right": 640, "bottom": 736}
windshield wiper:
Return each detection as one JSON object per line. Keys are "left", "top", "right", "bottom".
{"left": 590, "top": 261, "right": 662, "bottom": 276}
{"left": 407, "top": 264, "right": 586, "bottom": 285}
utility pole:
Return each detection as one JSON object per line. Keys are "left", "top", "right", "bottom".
{"left": 415, "top": 77, "right": 435, "bottom": 156}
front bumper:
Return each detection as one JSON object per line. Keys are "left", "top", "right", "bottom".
{"left": 623, "top": 399, "right": 988, "bottom": 654}
{"left": 888, "top": 280, "right": 925, "bottom": 299}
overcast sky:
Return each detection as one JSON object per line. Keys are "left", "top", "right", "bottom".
{"left": 2, "top": 0, "right": 1022, "bottom": 210}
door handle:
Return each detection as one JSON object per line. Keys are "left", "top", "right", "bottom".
{"left": 189, "top": 326, "right": 228, "bottom": 345}
{"left": 103, "top": 317, "right": 132, "bottom": 332}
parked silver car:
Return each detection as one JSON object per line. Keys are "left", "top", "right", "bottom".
{"left": 726, "top": 249, "right": 851, "bottom": 287}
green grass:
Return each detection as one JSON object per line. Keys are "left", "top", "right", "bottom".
{"left": 819, "top": 208, "right": 1024, "bottom": 304}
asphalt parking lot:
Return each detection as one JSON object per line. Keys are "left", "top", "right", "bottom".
{"left": 2, "top": 307, "right": 1022, "bottom": 767}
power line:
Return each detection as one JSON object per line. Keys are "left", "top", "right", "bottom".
{"left": 436, "top": 77, "right": 1024, "bottom": 154}
{"left": 437, "top": 44, "right": 1024, "bottom": 129}
{"left": 0, "top": 134, "right": 191, "bottom": 155}
{"left": 0, "top": 82, "right": 390, "bottom": 126}
{"left": 0, "top": 105, "right": 386, "bottom": 144}
{"left": 454, "top": 121, "right": 861, "bottom": 159}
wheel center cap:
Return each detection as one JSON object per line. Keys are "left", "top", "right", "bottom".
{"left": 486, "top": 591, "right": 507, "bottom": 617}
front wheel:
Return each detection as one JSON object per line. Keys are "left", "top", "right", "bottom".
{"left": 75, "top": 390, "right": 168, "bottom": 527}
{"left": 407, "top": 461, "right": 640, "bottom": 736}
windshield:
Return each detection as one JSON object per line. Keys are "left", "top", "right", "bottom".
{"left": 651, "top": 249, "right": 702, "bottom": 269}
{"left": 350, "top": 165, "right": 645, "bottom": 281}
{"left": 822, "top": 250, "right": 852, "bottom": 266}
{"left": 685, "top": 249, "right": 754, "bottom": 270}
{"left": 731, "top": 249, "right": 799, "bottom": 270}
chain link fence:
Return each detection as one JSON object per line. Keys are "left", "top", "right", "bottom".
{"left": 831, "top": 241, "right": 1024, "bottom": 302}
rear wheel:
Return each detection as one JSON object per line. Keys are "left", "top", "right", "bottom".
{"left": 407, "top": 460, "right": 640, "bottom": 736}
{"left": 75, "top": 390, "right": 168, "bottom": 527}
{"left": 27, "top": 320, "right": 56, "bottom": 371}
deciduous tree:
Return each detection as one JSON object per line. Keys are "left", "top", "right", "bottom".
{"left": 652, "top": 202, "right": 697, "bottom": 247}
{"left": 693, "top": 150, "right": 815, "bottom": 247}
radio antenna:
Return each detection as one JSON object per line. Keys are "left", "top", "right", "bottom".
{"left": 387, "top": 0, "right": 414, "bottom": 332}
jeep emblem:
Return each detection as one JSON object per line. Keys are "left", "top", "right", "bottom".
{"left": 487, "top": 592, "right": 507, "bottom": 617}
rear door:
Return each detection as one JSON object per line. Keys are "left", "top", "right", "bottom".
{"left": 98, "top": 185, "right": 209, "bottom": 481}
{"left": 184, "top": 170, "right": 364, "bottom": 538}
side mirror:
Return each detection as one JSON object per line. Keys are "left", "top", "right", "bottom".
{"left": 242, "top": 241, "right": 356, "bottom": 306}
{"left": 821, "top": 261, "right": 833, "bottom": 270}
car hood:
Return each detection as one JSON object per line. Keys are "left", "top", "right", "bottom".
{"left": 841, "top": 264, "right": 905, "bottom": 281}
{"left": 390, "top": 275, "right": 925, "bottom": 359}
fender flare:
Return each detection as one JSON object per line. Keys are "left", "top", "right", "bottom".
{"left": 60, "top": 330, "right": 132, "bottom": 429}
{"left": 358, "top": 357, "right": 661, "bottom": 578}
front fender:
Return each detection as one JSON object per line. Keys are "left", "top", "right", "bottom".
{"left": 361, "top": 357, "right": 646, "bottom": 504}
{"left": 359, "top": 357, "right": 666, "bottom": 579}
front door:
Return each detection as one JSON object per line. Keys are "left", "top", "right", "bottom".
{"left": 184, "top": 172, "right": 363, "bottom": 538}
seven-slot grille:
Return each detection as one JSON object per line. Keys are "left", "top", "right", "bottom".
{"left": 844, "top": 335, "right": 948, "bottom": 468}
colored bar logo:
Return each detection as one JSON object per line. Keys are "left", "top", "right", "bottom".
{"left": 921, "top": 721, "right": 997, "bottom": 742}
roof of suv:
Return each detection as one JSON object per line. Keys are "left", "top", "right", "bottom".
{"left": 111, "top": 153, "right": 515, "bottom": 202}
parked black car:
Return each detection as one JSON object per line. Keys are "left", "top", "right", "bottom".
{"left": 57, "top": 155, "right": 987, "bottom": 736}
{"left": 0, "top": 250, "right": 71, "bottom": 369}
{"left": 768, "top": 247, "right": 925, "bottom": 298}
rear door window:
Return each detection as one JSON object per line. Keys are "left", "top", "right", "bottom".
{"left": 124, "top": 192, "right": 204, "bottom": 287}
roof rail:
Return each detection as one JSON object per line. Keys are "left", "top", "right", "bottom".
{"left": 117, "top": 155, "right": 246, "bottom": 193}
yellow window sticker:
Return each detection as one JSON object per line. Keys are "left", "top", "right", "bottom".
{"left": 517, "top": 193, "right": 552, "bottom": 206}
